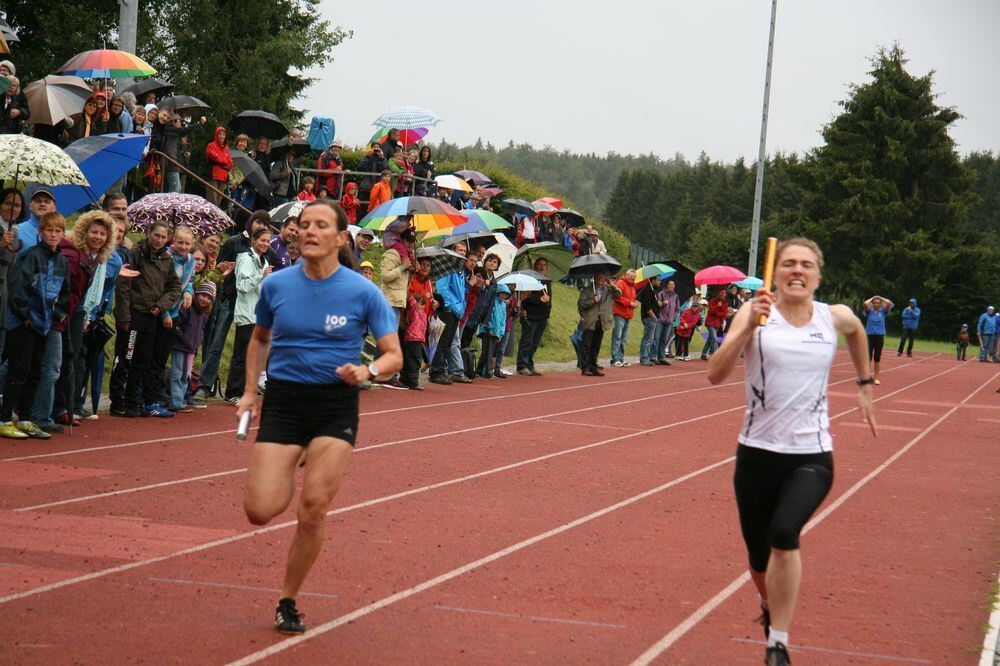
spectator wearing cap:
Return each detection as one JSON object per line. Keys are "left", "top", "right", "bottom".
{"left": 1, "top": 72, "right": 29, "bottom": 135}
{"left": 589, "top": 227, "right": 607, "bottom": 254}
{"left": 168, "top": 280, "right": 215, "bottom": 412}
{"left": 353, "top": 227, "right": 374, "bottom": 267}
{"left": 18, "top": 185, "right": 57, "bottom": 255}
{"left": 269, "top": 216, "right": 299, "bottom": 270}
{"left": 317, "top": 139, "right": 344, "bottom": 197}
{"left": 368, "top": 170, "right": 394, "bottom": 211}
{"left": 359, "top": 260, "right": 375, "bottom": 281}
{"left": 897, "top": 298, "right": 921, "bottom": 357}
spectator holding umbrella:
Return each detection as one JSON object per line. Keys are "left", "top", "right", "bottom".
{"left": 897, "top": 298, "right": 921, "bottom": 357}
{"left": 0, "top": 188, "right": 23, "bottom": 354}
{"left": 702, "top": 287, "right": 730, "bottom": 360}
{"left": 655, "top": 279, "right": 679, "bottom": 363}
{"left": 516, "top": 258, "right": 552, "bottom": 376}
{"left": 269, "top": 149, "right": 298, "bottom": 206}
{"left": 638, "top": 275, "right": 662, "bottom": 366}
{"left": 205, "top": 126, "right": 233, "bottom": 206}
{"left": 578, "top": 270, "right": 620, "bottom": 376}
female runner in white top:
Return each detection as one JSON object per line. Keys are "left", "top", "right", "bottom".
{"left": 708, "top": 238, "right": 877, "bottom": 666}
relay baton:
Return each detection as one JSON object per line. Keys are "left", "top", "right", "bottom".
{"left": 236, "top": 409, "right": 252, "bottom": 442}
{"left": 759, "top": 237, "right": 778, "bottom": 326}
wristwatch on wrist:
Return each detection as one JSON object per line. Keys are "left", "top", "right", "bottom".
{"left": 856, "top": 376, "right": 875, "bottom": 386}
{"left": 367, "top": 362, "right": 379, "bottom": 380}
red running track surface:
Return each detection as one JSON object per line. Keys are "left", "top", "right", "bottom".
{"left": 0, "top": 351, "right": 997, "bottom": 665}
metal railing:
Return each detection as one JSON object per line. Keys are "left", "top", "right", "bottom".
{"left": 294, "top": 167, "right": 437, "bottom": 204}
{"left": 149, "top": 150, "right": 254, "bottom": 217}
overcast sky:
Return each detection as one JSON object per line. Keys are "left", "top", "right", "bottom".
{"left": 301, "top": 0, "right": 999, "bottom": 163}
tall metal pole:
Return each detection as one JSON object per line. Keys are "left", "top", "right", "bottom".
{"left": 747, "top": 0, "right": 777, "bottom": 277}
{"left": 118, "top": 0, "right": 139, "bottom": 90}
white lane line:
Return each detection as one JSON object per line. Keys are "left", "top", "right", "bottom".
{"left": 224, "top": 457, "right": 737, "bottom": 666}
{"left": 220, "top": 357, "right": 943, "bottom": 664}
{"left": 0, "top": 357, "right": 924, "bottom": 605}
{"left": 0, "top": 368, "right": 719, "bottom": 463}
{"left": 12, "top": 377, "right": 749, "bottom": 512}
{"left": 728, "top": 637, "right": 930, "bottom": 663}
{"left": 628, "top": 366, "right": 996, "bottom": 666}
{"left": 148, "top": 576, "right": 338, "bottom": 599}
{"left": 14, "top": 469, "right": 248, "bottom": 512}
{"left": 538, "top": 419, "right": 642, "bottom": 432}
{"left": 978, "top": 418, "right": 1000, "bottom": 425}
{"left": 433, "top": 604, "right": 626, "bottom": 629}
{"left": 881, "top": 409, "right": 931, "bottom": 416}
{"left": 980, "top": 563, "right": 1000, "bottom": 666}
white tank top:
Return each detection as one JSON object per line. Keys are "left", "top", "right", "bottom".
{"left": 739, "top": 301, "right": 837, "bottom": 454}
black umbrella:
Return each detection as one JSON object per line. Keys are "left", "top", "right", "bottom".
{"left": 158, "top": 94, "right": 211, "bottom": 115}
{"left": 121, "top": 78, "right": 174, "bottom": 99}
{"left": 567, "top": 253, "right": 622, "bottom": 278}
{"left": 229, "top": 148, "right": 271, "bottom": 197}
{"left": 230, "top": 110, "right": 288, "bottom": 140}
{"left": 554, "top": 208, "right": 586, "bottom": 227}
{"left": 268, "top": 137, "right": 311, "bottom": 159}
{"left": 415, "top": 246, "right": 466, "bottom": 282}
{"left": 439, "top": 231, "right": 499, "bottom": 252}
{"left": 502, "top": 198, "right": 536, "bottom": 217}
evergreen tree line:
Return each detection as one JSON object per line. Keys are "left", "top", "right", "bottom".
{"left": 603, "top": 46, "right": 1000, "bottom": 341}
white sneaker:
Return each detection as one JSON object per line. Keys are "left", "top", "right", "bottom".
{"left": 611, "top": 361, "right": 624, "bottom": 367}
{"left": 499, "top": 368, "right": 513, "bottom": 376}
{"left": 621, "top": 361, "right": 631, "bottom": 367}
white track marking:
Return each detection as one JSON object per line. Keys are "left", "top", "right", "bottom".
{"left": 0, "top": 368, "right": 719, "bottom": 463}
{"left": 0, "top": 357, "right": 929, "bottom": 606}
{"left": 628, "top": 367, "right": 997, "bottom": 665}
{"left": 224, "top": 457, "right": 737, "bottom": 666}
{"left": 538, "top": 419, "right": 643, "bottom": 431}
{"left": 728, "top": 637, "right": 930, "bottom": 663}
{"left": 148, "top": 576, "right": 338, "bottom": 599}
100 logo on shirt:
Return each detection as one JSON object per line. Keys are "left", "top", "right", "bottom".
{"left": 323, "top": 314, "right": 349, "bottom": 334}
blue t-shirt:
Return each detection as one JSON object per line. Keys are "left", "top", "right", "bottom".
{"left": 255, "top": 263, "right": 397, "bottom": 384}
{"left": 865, "top": 306, "right": 889, "bottom": 335}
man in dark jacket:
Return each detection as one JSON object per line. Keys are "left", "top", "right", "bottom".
{"left": 1, "top": 76, "right": 30, "bottom": 134}
{"left": 516, "top": 258, "right": 552, "bottom": 376}
{"left": 113, "top": 221, "right": 181, "bottom": 417}
{"left": 638, "top": 276, "right": 662, "bottom": 366}
{"left": 193, "top": 210, "right": 274, "bottom": 405}
{"left": 357, "top": 143, "right": 387, "bottom": 209}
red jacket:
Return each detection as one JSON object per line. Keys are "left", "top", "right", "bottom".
{"left": 53, "top": 237, "right": 97, "bottom": 331}
{"left": 205, "top": 127, "right": 233, "bottom": 182}
{"left": 612, "top": 277, "right": 637, "bottom": 319}
{"left": 706, "top": 296, "right": 729, "bottom": 328}
{"left": 675, "top": 306, "right": 702, "bottom": 338}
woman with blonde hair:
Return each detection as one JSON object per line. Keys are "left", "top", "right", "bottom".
{"left": 51, "top": 211, "right": 116, "bottom": 426}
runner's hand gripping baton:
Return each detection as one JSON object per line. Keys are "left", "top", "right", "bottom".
{"left": 236, "top": 409, "right": 252, "bottom": 442}
{"left": 759, "top": 237, "right": 778, "bottom": 326}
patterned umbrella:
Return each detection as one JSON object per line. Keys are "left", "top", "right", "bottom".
{"left": 567, "top": 253, "right": 622, "bottom": 278}
{"left": 694, "top": 265, "right": 747, "bottom": 286}
{"left": 359, "top": 196, "right": 466, "bottom": 232}
{"left": 370, "top": 126, "right": 428, "bottom": 146}
{"left": 372, "top": 105, "right": 442, "bottom": 130}
{"left": 128, "top": 193, "right": 233, "bottom": 236}
{"left": 51, "top": 133, "right": 151, "bottom": 215}
{"left": 230, "top": 110, "right": 288, "bottom": 140}
{"left": 0, "top": 135, "right": 88, "bottom": 186}
{"left": 56, "top": 49, "right": 156, "bottom": 78}
{"left": 269, "top": 200, "right": 306, "bottom": 226}
{"left": 415, "top": 246, "right": 466, "bottom": 282}
{"left": 23, "top": 75, "right": 93, "bottom": 125}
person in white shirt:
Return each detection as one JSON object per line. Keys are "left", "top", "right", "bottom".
{"left": 707, "top": 237, "right": 876, "bottom": 666}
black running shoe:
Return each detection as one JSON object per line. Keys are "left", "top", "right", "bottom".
{"left": 765, "top": 641, "right": 791, "bottom": 665}
{"left": 756, "top": 605, "right": 771, "bottom": 639}
{"left": 274, "top": 598, "right": 305, "bottom": 634}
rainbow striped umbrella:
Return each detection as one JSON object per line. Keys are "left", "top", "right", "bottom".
{"left": 56, "top": 49, "right": 156, "bottom": 79}
{"left": 369, "top": 127, "right": 428, "bottom": 146}
{"left": 359, "top": 196, "right": 466, "bottom": 233}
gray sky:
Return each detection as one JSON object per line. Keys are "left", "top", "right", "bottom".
{"left": 301, "top": 0, "right": 999, "bottom": 163}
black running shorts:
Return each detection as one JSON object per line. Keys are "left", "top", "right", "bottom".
{"left": 256, "top": 378, "right": 360, "bottom": 447}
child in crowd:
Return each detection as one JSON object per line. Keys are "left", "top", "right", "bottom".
{"left": 957, "top": 323, "right": 970, "bottom": 361}
{"left": 1, "top": 212, "right": 70, "bottom": 440}
{"left": 169, "top": 281, "right": 216, "bottom": 412}
{"left": 286, "top": 239, "right": 300, "bottom": 264}
{"left": 674, "top": 297, "right": 703, "bottom": 361}
{"left": 401, "top": 257, "right": 435, "bottom": 390}
{"left": 317, "top": 187, "right": 329, "bottom": 200}
{"left": 476, "top": 284, "right": 510, "bottom": 379}
{"left": 296, "top": 176, "right": 316, "bottom": 202}
{"left": 359, "top": 260, "right": 375, "bottom": 282}
{"left": 340, "top": 182, "right": 361, "bottom": 223}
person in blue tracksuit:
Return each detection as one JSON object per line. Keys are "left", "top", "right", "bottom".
{"left": 978, "top": 306, "right": 997, "bottom": 362}
{"left": 476, "top": 283, "right": 509, "bottom": 379}
{"left": 897, "top": 298, "right": 921, "bottom": 357}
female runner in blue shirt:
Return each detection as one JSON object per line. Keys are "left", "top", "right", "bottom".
{"left": 237, "top": 200, "right": 402, "bottom": 635}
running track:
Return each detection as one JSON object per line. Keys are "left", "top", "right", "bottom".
{"left": 1, "top": 351, "right": 998, "bottom": 664}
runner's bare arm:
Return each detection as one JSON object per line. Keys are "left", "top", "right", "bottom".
{"left": 707, "top": 292, "right": 773, "bottom": 384}
{"left": 336, "top": 332, "right": 402, "bottom": 385}
{"left": 236, "top": 325, "right": 272, "bottom": 422}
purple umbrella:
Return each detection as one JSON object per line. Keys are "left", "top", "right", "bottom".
{"left": 454, "top": 169, "right": 493, "bottom": 186}
{"left": 127, "top": 193, "right": 233, "bottom": 236}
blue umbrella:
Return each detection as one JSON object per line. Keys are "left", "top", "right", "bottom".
{"left": 736, "top": 276, "right": 764, "bottom": 290}
{"left": 425, "top": 217, "right": 491, "bottom": 238}
{"left": 51, "top": 133, "right": 150, "bottom": 215}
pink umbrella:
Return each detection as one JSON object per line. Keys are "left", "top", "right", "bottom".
{"left": 534, "top": 196, "right": 562, "bottom": 209}
{"left": 694, "top": 265, "right": 747, "bottom": 286}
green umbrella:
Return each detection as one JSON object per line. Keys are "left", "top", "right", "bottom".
{"left": 0, "top": 135, "right": 88, "bottom": 186}
{"left": 512, "top": 241, "right": 574, "bottom": 279}
{"left": 461, "top": 209, "right": 513, "bottom": 231}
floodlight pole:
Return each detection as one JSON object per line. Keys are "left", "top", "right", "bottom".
{"left": 118, "top": 0, "right": 139, "bottom": 88}
{"left": 748, "top": 0, "right": 777, "bottom": 277}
